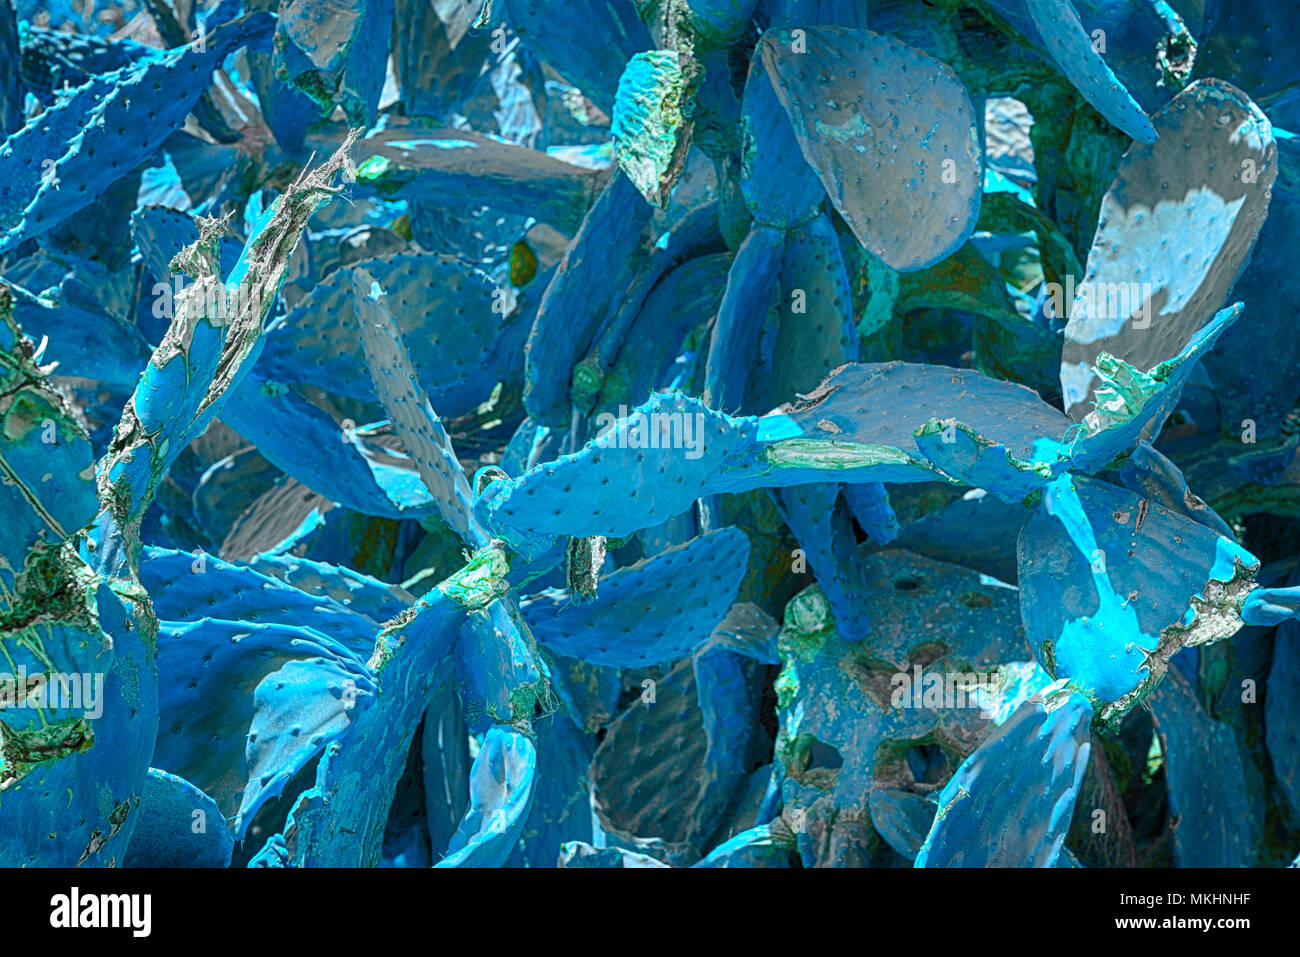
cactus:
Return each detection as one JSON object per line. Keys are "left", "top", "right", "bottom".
{"left": 1059, "top": 80, "right": 1275, "bottom": 419}
{"left": 258, "top": 253, "right": 518, "bottom": 418}
{"left": 774, "top": 483, "right": 872, "bottom": 639}
{"left": 524, "top": 171, "right": 653, "bottom": 426}
{"left": 738, "top": 43, "right": 823, "bottom": 229}
{"left": 612, "top": 50, "right": 691, "bottom": 207}
{"left": 1266, "top": 577, "right": 1300, "bottom": 829}
{"left": 1191, "top": 0, "right": 1300, "bottom": 105}
{"left": 122, "top": 769, "right": 234, "bottom": 868}
{"left": 1203, "top": 197, "right": 1300, "bottom": 439}
{"left": 588, "top": 656, "right": 716, "bottom": 864}
{"left": 0, "top": 14, "right": 275, "bottom": 253}
{"left": 521, "top": 527, "right": 749, "bottom": 668}
{"left": 557, "top": 841, "right": 670, "bottom": 867}
{"left": 772, "top": 551, "right": 1033, "bottom": 866}
{"left": 760, "top": 27, "right": 982, "bottom": 271}
{"left": 1149, "top": 668, "right": 1257, "bottom": 866}
{"left": 17, "top": 24, "right": 152, "bottom": 104}
{"left": 356, "top": 125, "right": 606, "bottom": 235}
{"left": 914, "top": 687, "right": 1094, "bottom": 867}
{"left": 0, "top": 0, "right": 22, "bottom": 136}
{"left": 0, "top": 0, "right": 1296, "bottom": 876}
{"left": 704, "top": 224, "right": 784, "bottom": 411}
{"left": 1025, "top": 0, "right": 1157, "bottom": 144}
{"left": 353, "top": 267, "right": 485, "bottom": 543}
{"left": 506, "top": 710, "right": 594, "bottom": 867}
{"left": 685, "top": 0, "right": 760, "bottom": 46}
{"left": 272, "top": 0, "right": 394, "bottom": 128}
{"left": 501, "top": 0, "right": 651, "bottom": 115}
{"left": 0, "top": 127, "right": 358, "bottom": 866}
{"left": 693, "top": 823, "right": 790, "bottom": 867}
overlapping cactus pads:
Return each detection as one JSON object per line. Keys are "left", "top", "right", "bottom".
{"left": 2, "top": 0, "right": 1299, "bottom": 870}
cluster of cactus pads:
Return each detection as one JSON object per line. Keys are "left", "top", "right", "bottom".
{"left": 3, "top": 0, "right": 1300, "bottom": 870}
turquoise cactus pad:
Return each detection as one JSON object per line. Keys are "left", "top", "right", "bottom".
{"left": 122, "top": 769, "right": 234, "bottom": 868}
{"left": 1203, "top": 197, "right": 1300, "bottom": 439}
{"left": 502, "top": 0, "right": 651, "bottom": 115}
{"left": 356, "top": 125, "right": 606, "bottom": 234}
{"left": 352, "top": 267, "right": 486, "bottom": 545}
{"left": 1267, "top": 597, "right": 1300, "bottom": 822}
{"left": 704, "top": 224, "right": 785, "bottom": 411}
{"left": 524, "top": 172, "right": 652, "bottom": 427}
{"left": 1026, "top": 0, "right": 1156, "bottom": 144}
{"left": 148, "top": 608, "right": 378, "bottom": 838}
{"left": 1149, "top": 667, "right": 1257, "bottom": 866}
{"left": 0, "top": 14, "right": 274, "bottom": 253}
{"left": 258, "top": 253, "right": 515, "bottom": 418}
{"left": 1018, "top": 474, "right": 1259, "bottom": 722}
{"left": 0, "top": 324, "right": 99, "bottom": 579}
{"left": 773, "top": 551, "right": 1031, "bottom": 866}
{"left": 505, "top": 710, "right": 593, "bottom": 867}
{"left": 437, "top": 724, "right": 537, "bottom": 867}
{"left": 915, "top": 688, "right": 1093, "bottom": 867}
{"left": 1059, "top": 79, "right": 1275, "bottom": 419}
{"left": 774, "top": 483, "right": 871, "bottom": 639}
{"left": 739, "top": 43, "right": 825, "bottom": 229}
{"left": 687, "top": 0, "right": 761, "bottom": 46}
{"left": 761, "top": 27, "right": 982, "bottom": 271}
{"left": 521, "top": 527, "right": 749, "bottom": 668}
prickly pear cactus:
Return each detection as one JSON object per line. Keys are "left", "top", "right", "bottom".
{"left": 0, "top": 0, "right": 1296, "bottom": 880}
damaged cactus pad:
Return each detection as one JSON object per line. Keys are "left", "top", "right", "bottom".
{"left": 3, "top": 0, "right": 1300, "bottom": 880}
